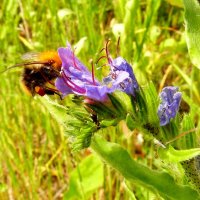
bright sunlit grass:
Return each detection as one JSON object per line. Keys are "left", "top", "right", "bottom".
{"left": 1, "top": 0, "right": 200, "bottom": 199}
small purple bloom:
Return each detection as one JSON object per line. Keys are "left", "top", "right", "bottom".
{"left": 103, "top": 57, "right": 139, "bottom": 96}
{"left": 157, "top": 86, "right": 182, "bottom": 126}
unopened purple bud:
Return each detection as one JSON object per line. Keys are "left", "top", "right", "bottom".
{"left": 157, "top": 86, "right": 182, "bottom": 126}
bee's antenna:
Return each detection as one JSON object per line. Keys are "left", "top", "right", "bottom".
{"left": 0, "top": 61, "right": 48, "bottom": 74}
{"left": 90, "top": 59, "right": 97, "bottom": 85}
{"left": 0, "top": 64, "right": 24, "bottom": 73}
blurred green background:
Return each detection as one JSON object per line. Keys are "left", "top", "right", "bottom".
{"left": 0, "top": 0, "right": 198, "bottom": 199}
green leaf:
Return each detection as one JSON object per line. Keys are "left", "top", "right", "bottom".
{"left": 159, "top": 145, "right": 200, "bottom": 163}
{"left": 91, "top": 135, "right": 200, "bottom": 200}
{"left": 183, "top": 0, "right": 200, "bottom": 69}
{"left": 64, "top": 154, "right": 104, "bottom": 200}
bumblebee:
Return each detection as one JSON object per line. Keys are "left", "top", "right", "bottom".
{"left": 3, "top": 51, "right": 62, "bottom": 97}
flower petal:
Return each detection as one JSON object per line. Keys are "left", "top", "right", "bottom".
{"left": 104, "top": 57, "right": 139, "bottom": 96}
{"left": 58, "top": 43, "right": 89, "bottom": 72}
{"left": 85, "top": 85, "right": 114, "bottom": 101}
{"left": 55, "top": 77, "right": 73, "bottom": 96}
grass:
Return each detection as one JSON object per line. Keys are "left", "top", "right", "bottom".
{"left": 0, "top": 0, "right": 199, "bottom": 199}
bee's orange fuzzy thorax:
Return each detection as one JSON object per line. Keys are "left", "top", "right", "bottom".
{"left": 39, "top": 51, "right": 62, "bottom": 70}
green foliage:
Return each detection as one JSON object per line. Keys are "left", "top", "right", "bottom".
{"left": 1, "top": 0, "right": 200, "bottom": 199}
{"left": 41, "top": 84, "right": 200, "bottom": 196}
{"left": 159, "top": 146, "right": 200, "bottom": 163}
{"left": 64, "top": 154, "right": 104, "bottom": 200}
{"left": 166, "top": 0, "right": 183, "bottom": 7}
{"left": 182, "top": 157, "right": 200, "bottom": 193}
{"left": 183, "top": 0, "right": 200, "bottom": 69}
{"left": 91, "top": 135, "right": 200, "bottom": 200}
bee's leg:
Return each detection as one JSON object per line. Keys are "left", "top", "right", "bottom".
{"left": 44, "top": 87, "right": 63, "bottom": 100}
{"left": 55, "top": 91, "right": 63, "bottom": 100}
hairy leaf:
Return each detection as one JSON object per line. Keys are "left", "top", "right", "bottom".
{"left": 159, "top": 145, "right": 200, "bottom": 162}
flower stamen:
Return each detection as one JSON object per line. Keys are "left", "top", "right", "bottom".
{"left": 90, "top": 59, "right": 96, "bottom": 85}
{"left": 95, "top": 55, "right": 107, "bottom": 65}
{"left": 105, "top": 39, "right": 112, "bottom": 64}
{"left": 61, "top": 70, "right": 85, "bottom": 94}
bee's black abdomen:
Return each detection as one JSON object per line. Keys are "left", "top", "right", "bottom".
{"left": 22, "top": 65, "right": 59, "bottom": 96}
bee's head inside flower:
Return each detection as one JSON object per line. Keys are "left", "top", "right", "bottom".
{"left": 157, "top": 86, "right": 182, "bottom": 126}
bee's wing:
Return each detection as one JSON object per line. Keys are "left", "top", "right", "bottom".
{"left": 21, "top": 52, "right": 40, "bottom": 62}
{"left": 1, "top": 53, "right": 46, "bottom": 73}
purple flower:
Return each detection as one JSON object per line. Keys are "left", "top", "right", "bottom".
{"left": 55, "top": 42, "right": 139, "bottom": 102}
{"left": 157, "top": 86, "right": 182, "bottom": 126}
{"left": 104, "top": 57, "right": 139, "bottom": 96}
{"left": 55, "top": 43, "right": 116, "bottom": 101}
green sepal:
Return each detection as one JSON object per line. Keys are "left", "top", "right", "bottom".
{"left": 107, "top": 93, "right": 127, "bottom": 117}
{"left": 86, "top": 102, "right": 115, "bottom": 119}
{"left": 67, "top": 107, "right": 92, "bottom": 121}
{"left": 108, "top": 91, "right": 134, "bottom": 114}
